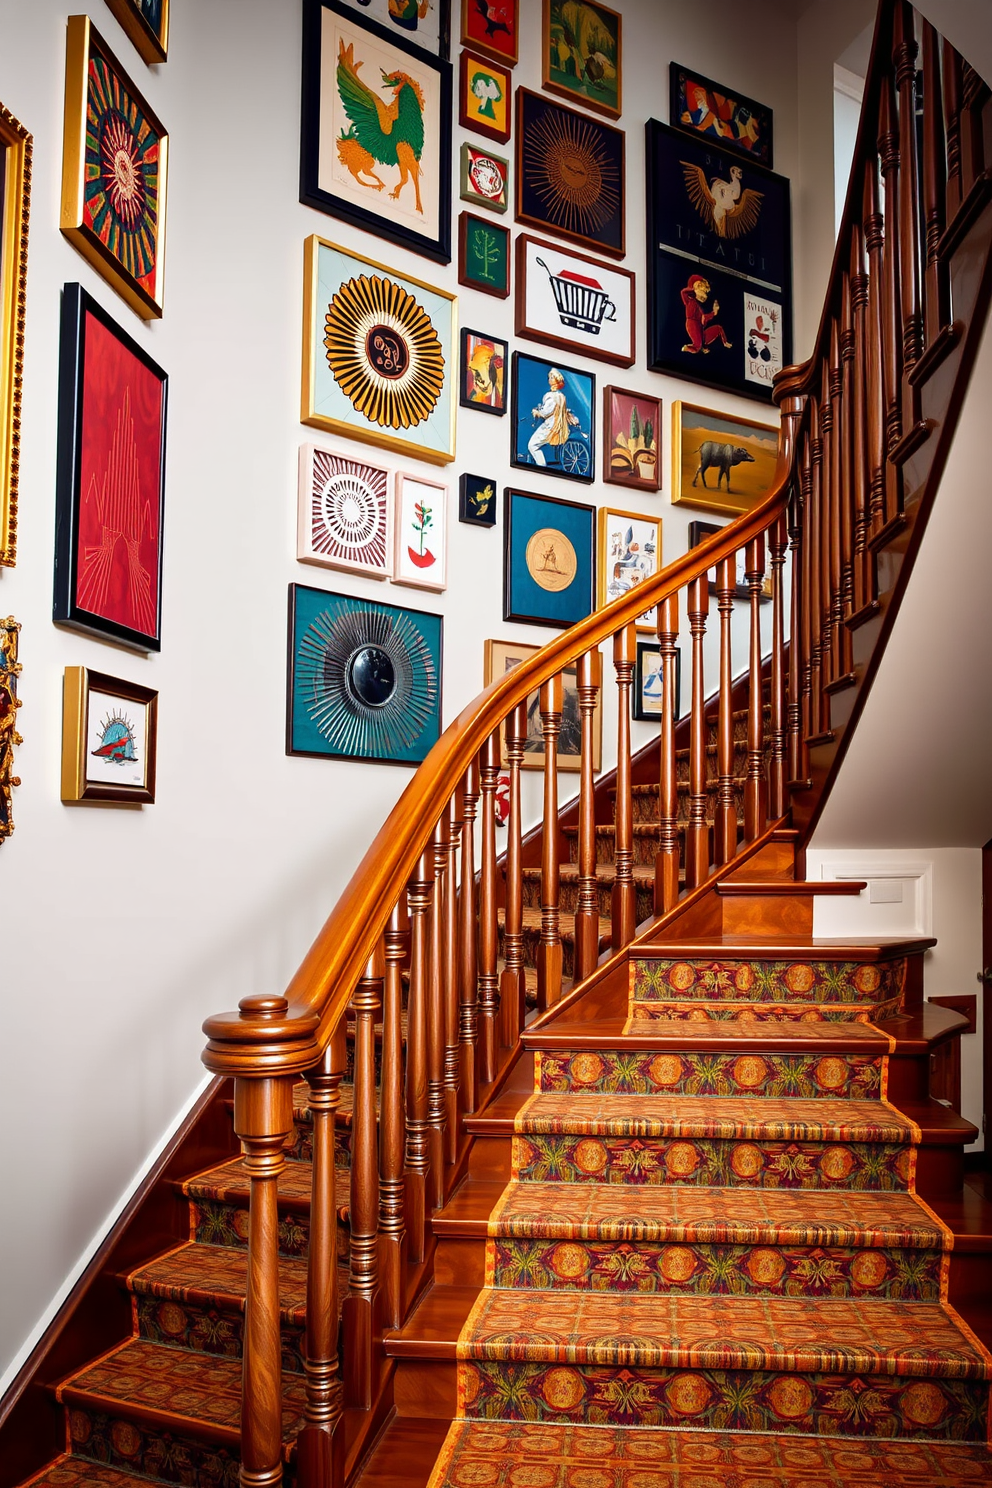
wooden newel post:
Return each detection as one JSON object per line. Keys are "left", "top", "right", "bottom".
{"left": 537, "top": 672, "right": 563, "bottom": 1010}
{"left": 298, "top": 1028, "right": 345, "bottom": 1488}
{"left": 655, "top": 595, "right": 680, "bottom": 914}
{"left": 574, "top": 648, "right": 602, "bottom": 982}
{"left": 232, "top": 1016, "right": 296, "bottom": 1488}
{"left": 344, "top": 946, "right": 382, "bottom": 1409}
{"left": 611, "top": 625, "right": 637, "bottom": 950}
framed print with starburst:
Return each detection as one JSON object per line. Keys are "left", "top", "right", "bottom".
{"left": 60, "top": 17, "right": 168, "bottom": 319}
{"left": 303, "top": 236, "right": 456, "bottom": 465}
{"left": 104, "top": 0, "right": 170, "bottom": 65}
{"left": 54, "top": 284, "right": 168, "bottom": 652}
{"left": 503, "top": 487, "right": 595, "bottom": 629}
{"left": 646, "top": 119, "right": 792, "bottom": 404}
{"left": 300, "top": 0, "right": 453, "bottom": 265}
{"left": 61, "top": 666, "right": 158, "bottom": 805}
{"left": 287, "top": 583, "right": 443, "bottom": 764}
{"left": 298, "top": 444, "right": 391, "bottom": 578}
{"left": 515, "top": 89, "right": 624, "bottom": 259}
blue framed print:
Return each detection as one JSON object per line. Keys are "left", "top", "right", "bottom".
{"left": 287, "top": 583, "right": 443, "bottom": 764}
{"left": 503, "top": 488, "right": 595, "bottom": 628}
{"left": 511, "top": 352, "right": 595, "bottom": 483}
{"left": 645, "top": 119, "right": 792, "bottom": 404}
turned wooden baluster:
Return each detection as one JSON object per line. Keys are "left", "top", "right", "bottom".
{"left": 443, "top": 790, "right": 462, "bottom": 1164}
{"left": 838, "top": 273, "right": 856, "bottom": 654}
{"left": 612, "top": 625, "right": 637, "bottom": 950}
{"left": 574, "top": 649, "right": 602, "bottom": 982}
{"left": 816, "top": 361, "right": 837, "bottom": 694}
{"left": 894, "top": 1, "right": 923, "bottom": 432}
{"left": 537, "top": 674, "right": 563, "bottom": 1008}
{"left": 297, "top": 1028, "right": 345, "bottom": 1488}
{"left": 427, "top": 815, "right": 448, "bottom": 1205}
{"left": 825, "top": 332, "right": 844, "bottom": 680}
{"left": 404, "top": 850, "right": 431, "bottom": 1263}
{"left": 777, "top": 391, "right": 807, "bottom": 788}
{"left": 714, "top": 555, "right": 737, "bottom": 867}
{"left": 878, "top": 71, "right": 906, "bottom": 522}
{"left": 232, "top": 1040, "right": 296, "bottom": 1488}
{"left": 960, "top": 64, "right": 991, "bottom": 200}
{"left": 745, "top": 536, "right": 769, "bottom": 840}
{"left": 344, "top": 947, "right": 382, "bottom": 1409}
{"left": 849, "top": 220, "right": 872, "bottom": 617}
{"left": 476, "top": 734, "right": 500, "bottom": 1083}
{"left": 655, "top": 596, "right": 681, "bottom": 913}
{"left": 458, "top": 759, "right": 480, "bottom": 1113}
{"left": 919, "top": 19, "right": 950, "bottom": 350}
{"left": 379, "top": 899, "right": 407, "bottom": 1330}
{"left": 499, "top": 704, "right": 527, "bottom": 1046}
{"left": 942, "top": 42, "right": 963, "bottom": 224}
{"left": 685, "top": 577, "right": 710, "bottom": 889}
{"left": 863, "top": 160, "right": 889, "bottom": 549}
{"left": 807, "top": 407, "right": 826, "bottom": 739}
{"left": 798, "top": 439, "right": 816, "bottom": 762}
{"left": 768, "top": 513, "right": 789, "bottom": 820}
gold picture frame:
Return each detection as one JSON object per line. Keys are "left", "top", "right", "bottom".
{"left": 0, "top": 104, "right": 31, "bottom": 567}
{"left": 60, "top": 16, "right": 169, "bottom": 319}
{"left": 1, "top": 617, "right": 22, "bottom": 843}
{"left": 104, "top": 0, "right": 170, "bottom": 65}
{"left": 61, "top": 666, "right": 158, "bottom": 805}
{"left": 484, "top": 638, "right": 602, "bottom": 774}
{"left": 597, "top": 504, "right": 662, "bottom": 611}
{"left": 671, "top": 400, "right": 779, "bottom": 517}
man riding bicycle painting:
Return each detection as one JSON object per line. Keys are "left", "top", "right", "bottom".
{"left": 510, "top": 351, "right": 596, "bottom": 483}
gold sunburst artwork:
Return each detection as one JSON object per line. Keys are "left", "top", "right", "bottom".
{"left": 516, "top": 89, "right": 625, "bottom": 258}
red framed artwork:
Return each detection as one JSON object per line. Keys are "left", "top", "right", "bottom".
{"left": 460, "top": 0, "right": 518, "bottom": 66}
{"left": 54, "top": 283, "right": 168, "bottom": 651}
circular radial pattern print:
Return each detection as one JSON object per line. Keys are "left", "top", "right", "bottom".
{"left": 324, "top": 274, "right": 445, "bottom": 431}
{"left": 84, "top": 57, "right": 160, "bottom": 291}
{"left": 310, "top": 450, "right": 388, "bottom": 571}
{"left": 525, "top": 108, "right": 620, "bottom": 240}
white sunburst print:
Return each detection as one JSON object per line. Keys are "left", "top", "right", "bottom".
{"left": 299, "top": 447, "right": 390, "bottom": 577}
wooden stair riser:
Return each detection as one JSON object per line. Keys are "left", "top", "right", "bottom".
{"left": 535, "top": 1048, "right": 884, "bottom": 1101}
{"left": 520, "top": 870, "right": 654, "bottom": 922}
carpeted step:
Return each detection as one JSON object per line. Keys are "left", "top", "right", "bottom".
{"left": 181, "top": 1155, "right": 350, "bottom": 1258}
{"left": 19, "top": 1461, "right": 152, "bottom": 1488}
{"left": 499, "top": 907, "right": 611, "bottom": 980}
{"left": 563, "top": 822, "right": 674, "bottom": 867}
{"left": 534, "top": 1044, "right": 884, "bottom": 1099}
{"left": 511, "top": 1092, "right": 917, "bottom": 1191}
{"left": 629, "top": 955, "right": 907, "bottom": 1023}
{"left": 626, "top": 775, "right": 746, "bottom": 824}
{"left": 520, "top": 862, "right": 656, "bottom": 921}
{"left": 425, "top": 1419, "right": 992, "bottom": 1486}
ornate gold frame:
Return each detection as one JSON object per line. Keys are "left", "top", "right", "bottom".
{"left": 61, "top": 665, "right": 158, "bottom": 805}
{"left": 0, "top": 617, "right": 22, "bottom": 843}
{"left": 0, "top": 106, "right": 31, "bottom": 567}
{"left": 105, "top": 0, "right": 170, "bottom": 65}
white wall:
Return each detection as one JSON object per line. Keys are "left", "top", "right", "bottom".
{"left": 0, "top": 0, "right": 802, "bottom": 1383}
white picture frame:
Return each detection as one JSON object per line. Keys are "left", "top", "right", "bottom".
{"left": 393, "top": 472, "right": 448, "bottom": 591}
{"left": 516, "top": 234, "right": 635, "bottom": 368}
{"left": 297, "top": 444, "right": 391, "bottom": 578}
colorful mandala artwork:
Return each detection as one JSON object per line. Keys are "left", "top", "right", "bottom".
{"left": 298, "top": 446, "right": 390, "bottom": 578}
{"left": 84, "top": 53, "right": 161, "bottom": 300}
{"left": 323, "top": 273, "right": 446, "bottom": 432}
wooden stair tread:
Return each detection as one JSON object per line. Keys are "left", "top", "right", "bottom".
{"left": 386, "top": 1285, "right": 480, "bottom": 1356}
{"left": 716, "top": 880, "right": 868, "bottom": 896}
{"left": 16, "top": 1462, "right": 152, "bottom": 1488}
{"left": 927, "top": 1180, "right": 992, "bottom": 1250}
{"left": 125, "top": 1240, "right": 309, "bottom": 1316}
{"left": 632, "top": 934, "right": 937, "bottom": 958}
{"left": 526, "top": 1015, "right": 892, "bottom": 1053}
{"left": 351, "top": 1416, "right": 454, "bottom": 1488}
{"left": 514, "top": 1091, "right": 919, "bottom": 1141}
{"left": 433, "top": 1179, "right": 513, "bottom": 1234}
{"left": 182, "top": 1155, "right": 350, "bottom": 1213}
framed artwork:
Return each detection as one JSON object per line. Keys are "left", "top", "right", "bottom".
{"left": 460, "top": 143, "right": 509, "bottom": 212}
{"left": 297, "top": 444, "right": 391, "bottom": 577}
{"left": 688, "top": 519, "right": 772, "bottom": 600}
{"left": 542, "top": 0, "right": 621, "bottom": 120}
{"left": 603, "top": 386, "right": 661, "bottom": 492}
{"left": 287, "top": 583, "right": 443, "bottom": 764}
{"left": 460, "top": 0, "right": 518, "bottom": 66}
{"left": 515, "top": 235, "right": 634, "bottom": 368}
{"left": 460, "top": 328, "right": 507, "bottom": 415}
{"left": 333, "top": 0, "right": 450, "bottom": 57}
{"left": 633, "top": 639, "right": 681, "bottom": 723}
{"left": 672, "top": 401, "right": 779, "bottom": 517}
{"left": 459, "top": 472, "right": 497, "bottom": 526}
{"left": 300, "top": 1, "right": 453, "bottom": 265}
{"left": 670, "top": 62, "right": 773, "bottom": 168}
{"left": 484, "top": 638, "right": 601, "bottom": 773}
{"left": 516, "top": 89, "right": 625, "bottom": 259}
{"left": 394, "top": 472, "right": 447, "bottom": 590}
{"left": 646, "top": 119, "right": 792, "bottom": 403}
{"left": 104, "top": 0, "right": 170, "bottom": 65}
{"left": 61, "top": 17, "right": 168, "bottom": 320}
{"left": 54, "top": 283, "right": 168, "bottom": 652}
{"left": 511, "top": 352, "right": 595, "bottom": 483}
{"left": 0, "top": 103, "right": 31, "bottom": 568}
{"left": 0, "top": 617, "right": 21, "bottom": 844}
{"left": 61, "top": 666, "right": 158, "bottom": 805}
{"left": 503, "top": 486, "right": 595, "bottom": 628}
{"left": 303, "top": 235, "right": 456, "bottom": 465}
{"left": 597, "top": 505, "right": 662, "bottom": 611}
{"left": 458, "top": 212, "right": 510, "bottom": 297}
{"left": 460, "top": 49, "right": 511, "bottom": 142}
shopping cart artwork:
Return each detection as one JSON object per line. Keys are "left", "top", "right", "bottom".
{"left": 511, "top": 350, "right": 596, "bottom": 483}
{"left": 536, "top": 256, "right": 616, "bottom": 335}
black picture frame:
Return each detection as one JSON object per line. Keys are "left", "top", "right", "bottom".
{"left": 53, "top": 283, "right": 168, "bottom": 652}
{"left": 688, "top": 519, "right": 772, "bottom": 600}
{"left": 300, "top": 0, "right": 453, "bottom": 264}
{"left": 459, "top": 473, "right": 497, "bottom": 526}
{"left": 503, "top": 486, "right": 596, "bottom": 629}
{"left": 645, "top": 118, "right": 792, "bottom": 404}
{"left": 460, "top": 327, "right": 508, "bottom": 416}
{"left": 510, "top": 351, "right": 596, "bottom": 484}
{"left": 669, "top": 61, "right": 773, "bottom": 168}
{"left": 515, "top": 88, "right": 625, "bottom": 259}
{"left": 633, "top": 638, "right": 681, "bottom": 722}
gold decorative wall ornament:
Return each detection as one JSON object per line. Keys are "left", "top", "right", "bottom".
{"left": 0, "top": 617, "right": 22, "bottom": 842}
{"left": 0, "top": 105, "right": 32, "bottom": 567}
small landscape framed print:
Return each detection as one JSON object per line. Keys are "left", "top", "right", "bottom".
{"left": 300, "top": 1, "right": 453, "bottom": 264}
{"left": 633, "top": 639, "right": 681, "bottom": 723}
{"left": 460, "top": 49, "right": 511, "bottom": 142}
{"left": 303, "top": 236, "right": 456, "bottom": 465}
{"left": 516, "top": 235, "right": 634, "bottom": 368}
{"left": 670, "top": 61, "right": 773, "bottom": 168}
{"left": 461, "top": 328, "right": 507, "bottom": 415}
{"left": 287, "top": 583, "right": 443, "bottom": 765}
{"left": 60, "top": 16, "right": 169, "bottom": 319}
{"left": 604, "top": 387, "right": 661, "bottom": 492}
{"left": 598, "top": 505, "right": 662, "bottom": 612}
{"left": 460, "top": 143, "right": 509, "bottom": 212}
{"left": 484, "top": 637, "right": 601, "bottom": 773}
{"left": 394, "top": 471, "right": 448, "bottom": 590}
{"left": 543, "top": 0, "right": 621, "bottom": 120}
{"left": 0, "top": 101, "right": 31, "bottom": 568}
{"left": 104, "top": 0, "right": 170, "bottom": 65}
{"left": 298, "top": 444, "right": 391, "bottom": 577}
{"left": 503, "top": 486, "right": 595, "bottom": 628}
{"left": 688, "top": 519, "right": 772, "bottom": 600}
{"left": 334, "top": 0, "right": 450, "bottom": 57}
{"left": 460, "top": 472, "right": 497, "bottom": 526}
{"left": 516, "top": 89, "right": 625, "bottom": 259}
{"left": 458, "top": 212, "right": 510, "bottom": 297}
{"left": 460, "top": 0, "right": 518, "bottom": 66}
{"left": 511, "top": 352, "right": 595, "bottom": 483}
{"left": 672, "top": 401, "right": 779, "bottom": 517}
{"left": 61, "top": 666, "right": 158, "bottom": 805}
{"left": 54, "top": 283, "right": 168, "bottom": 652}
